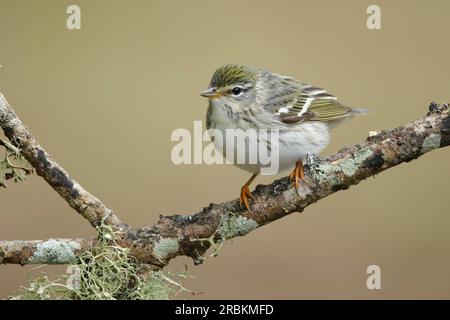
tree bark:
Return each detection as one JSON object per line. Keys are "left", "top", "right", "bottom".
{"left": 0, "top": 94, "right": 124, "bottom": 229}
{"left": 1, "top": 93, "right": 449, "bottom": 268}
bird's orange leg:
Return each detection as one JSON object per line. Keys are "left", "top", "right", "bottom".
{"left": 240, "top": 173, "right": 258, "bottom": 211}
{"left": 289, "top": 160, "right": 305, "bottom": 191}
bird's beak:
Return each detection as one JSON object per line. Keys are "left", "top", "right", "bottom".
{"left": 200, "top": 87, "right": 221, "bottom": 99}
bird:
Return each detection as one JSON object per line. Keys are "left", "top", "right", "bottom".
{"left": 200, "top": 64, "right": 368, "bottom": 210}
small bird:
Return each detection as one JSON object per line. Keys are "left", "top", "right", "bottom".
{"left": 201, "top": 64, "right": 368, "bottom": 210}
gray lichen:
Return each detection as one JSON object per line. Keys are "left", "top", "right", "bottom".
{"left": 354, "top": 147, "right": 373, "bottom": 163}
{"left": 309, "top": 148, "right": 373, "bottom": 184}
{"left": 340, "top": 147, "right": 373, "bottom": 177}
{"left": 29, "top": 239, "right": 80, "bottom": 264}
{"left": 153, "top": 238, "right": 179, "bottom": 261}
{"left": 422, "top": 133, "right": 441, "bottom": 153}
{"left": 310, "top": 161, "right": 342, "bottom": 185}
{"left": 217, "top": 214, "right": 259, "bottom": 240}
{"left": 13, "top": 229, "right": 182, "bottom": 300}
{"left": 339, "top": 159, "right": 358, "bottom": 177}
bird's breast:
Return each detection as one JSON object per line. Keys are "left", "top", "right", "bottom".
{"left": 205, "top": 100, "right": 331, "bottom": 174}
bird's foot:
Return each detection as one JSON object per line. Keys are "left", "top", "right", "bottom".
{"left": 240, "top": 184, "right": 254, "bottom": 211}
{"left": 239, "top": 173, "right": 258, "bottom": 211}
{"left": 289, "top": 160, "right": 305, "bottom": 192}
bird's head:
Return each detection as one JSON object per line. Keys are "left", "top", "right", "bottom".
{"left": 201, "top": 64, "right": 258, "bottom": 107}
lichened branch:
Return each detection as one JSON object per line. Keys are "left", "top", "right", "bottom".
{"left": 0, "top": 92, "right": 449, "bottom": 267}
{"left": 0, "top": 94, "right": 124, "bottom": 229}
{"left": 0, "top": 239, "right": 93, "bottom": 265}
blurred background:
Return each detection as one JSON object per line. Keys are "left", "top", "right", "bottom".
{"left": 1, "top": 0, "right": 450, "bottom": 299}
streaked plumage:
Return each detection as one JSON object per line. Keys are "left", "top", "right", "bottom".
{"left": 201, "top": 64, "right": 368, "bottom": 209}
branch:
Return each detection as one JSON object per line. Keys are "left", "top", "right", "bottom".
{"left": 1, "top": 91, "right": 449, "bottom": 267}
{"left": 0, "top": 94, "right": 124, "bottom": 229}
{"left": 122, "top": 102, "right": 450, "bottom": 267}
{"left": 0, "top": 239, "right": 92, "bottom": 265}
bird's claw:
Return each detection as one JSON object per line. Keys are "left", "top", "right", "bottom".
{"left": 290, "top": 160, "right": 305, "bottom": 194}
{"left": 240, "top": 185, "right": 254, "bottom": 211}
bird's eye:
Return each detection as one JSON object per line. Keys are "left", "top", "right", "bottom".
{"left": 231, "top": 87, "right": 243, "bottom": 96}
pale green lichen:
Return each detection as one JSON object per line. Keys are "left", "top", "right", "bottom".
{"left": 354, "top": 147, "right": 373, "bottom": 163}
{"left": 28, "top": 239, "right": 80, "bottom": 264}
{"left": 217, "top": 214, "right": 259, "bottom": 240}
{"left": 339, "top": 158, "right": 358, "bottom": 177}
{"left": 153, "top": 238, "right": 179, "bottom": 261}
{"left": 310, "top": 147, "right": 373, "bottom": 183}
{"left": 422, "top": 133, "right": 441, "bottom": 153}
{"left": 11, "top": 223, "right": 189, "bottom": 300}
{"left": 311, "top": 162, "right": 342, "bottom": 185}
{"left": 0, "top": 138, "right": 33, "bottom": 188}
{"left": 340, "top": 148, "right": 373, "bottom": 177}
{"left": 192, "top": 213, "right": 260, "bottom": 259}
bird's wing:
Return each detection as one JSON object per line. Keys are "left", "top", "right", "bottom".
{"left": 262, "top": 76, "right": 353, "bottom": 124}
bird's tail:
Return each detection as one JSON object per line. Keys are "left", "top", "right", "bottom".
{"left": 350, "top": 107, "right": 373, "bottom": 116}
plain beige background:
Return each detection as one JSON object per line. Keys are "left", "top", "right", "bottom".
{"left": 1, "top": 0, "right": 450, "bottom": 299}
